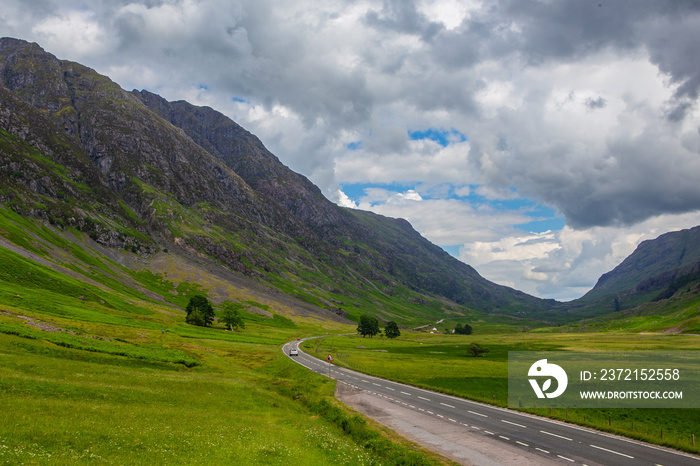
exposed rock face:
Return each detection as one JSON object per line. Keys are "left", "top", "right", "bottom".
{"left": 0, "top": 37, "right": 556, "bottom": 320}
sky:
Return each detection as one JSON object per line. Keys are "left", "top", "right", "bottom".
{"left": 3, "top": 0, "right": 700, "bottom": 301}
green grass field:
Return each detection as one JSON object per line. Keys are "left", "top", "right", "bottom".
{"left": 0, "top": 306, "right": 454, "bottom": 465}
{"left": 304, "top": 331, "right": 700, "bottom": 455}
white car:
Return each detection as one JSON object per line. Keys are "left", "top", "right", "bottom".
{"left": 289, "top": 348, "right": 299, "bottom": 356}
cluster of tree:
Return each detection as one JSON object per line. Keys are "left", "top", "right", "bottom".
{"left": 384, "top": 321, "right": 401, "bottom": 339}
{"left": 466, "top": 342, "right": 489, "bottom": 357}
{"left": 357, "top": 314, "right": 401, "bottom": 339}
{"left": 184, "top": 296, "right": 245, "bottom": 330}
{"left": 454, "top": 323, "right": 473, "bottom": 335}
{"left": 185, "top": 295, "right": 215, "bottom": 327}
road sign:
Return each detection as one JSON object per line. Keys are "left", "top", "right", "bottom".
{"left": 327, "top": 354, "right": 333, "bottom": 362}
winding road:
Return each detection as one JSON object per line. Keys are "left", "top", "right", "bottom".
{"left": 283, "top": 338, "right": 700, "bottom": 466}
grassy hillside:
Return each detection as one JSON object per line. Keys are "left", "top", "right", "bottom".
{"left": 0, "top": 233, "right": 452, "bottom": 465}
{"left": 538, "top": 282, "right": 700, "bottom": 334}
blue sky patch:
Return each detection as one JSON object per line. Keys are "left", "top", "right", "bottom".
{"left": 408, "top": 128, "right": 467, "bottom": 147}
{"left": 340, "top": 182, "right": 566, "bottom": 234}
{"left": 516, "top": 205, "right": 565, "bottom": 233}
{"left": 440, "top": 245, "right": 462, "bottom": 258}
{"left": 346, "top": 141, "right": 363, "bottom": 150}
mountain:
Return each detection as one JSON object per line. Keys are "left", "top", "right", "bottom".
{"left": 0, "top": 37, "right": 556, "bottom": 324}
{"left": 561, "top": 225, "right": 700, "bottom": 321}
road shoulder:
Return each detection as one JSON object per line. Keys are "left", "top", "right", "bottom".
{"left": 335, "top": 381, "right": 559, "bottom": 466}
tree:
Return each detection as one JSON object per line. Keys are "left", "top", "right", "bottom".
{"left": 185, "top": 309, "right": 206, "bottom": 326}
{"left": 454, "top": 323, "right": 473, "bottom": 335}
{"left": 466, "top": 343, "right": 489, "bottom": 357}
{"left": 220, "top": 301, "right": 245, "bottom": 331}
{"left": 185, "top": 295, "right": 215, "bottom": 327}
{"left": 357, "top": 314, "right": 380, "bottom": 338}
{"left": 385, "top": 321, "right": 400, "bottom": 339}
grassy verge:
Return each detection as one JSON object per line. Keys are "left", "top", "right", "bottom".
{"left": 303, "top": 331, "right": 700, "bottom": 455}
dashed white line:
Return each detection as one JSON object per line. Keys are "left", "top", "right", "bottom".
{"left": 437, "top": 414, "right": 444, "bottom": 418}
{"left": 385, "top": 387, "right": 395, "bottom": 391}
{"left": 440, "top": 402, "right": 455, "bottom": 408}
{"left": 427, "top": 411, "right": 434, "bottom": 414}
{"left": 501, "top": 420, "right": 527, "bottom": 428}
{"left": 361, "top": 379, "right": 369, "bottom": 383}
{"left": 540, "top": 430, "right": 572, "bottom": 441}
{"left": 499, "top": 435, "right": 510, "bottom": 440}
{"left": 468, "top": 410, "right": 488, "bottom": 417}
{"left": 516, "top": 441, "right": 529, "bottom": 447}
{"left": 535, "top": 448, "right": 550, "bottom": 454}
{"left": 400, "top": 391, "right": 412, "bottom": 396}
{"left": 590, "top": 444, "right": 634, "bottom": 459}
{"left": 484, "top": 431, "right": 494, "bottom": 435}
{"left": 557, "top": 455, "right": 575, "bottom": 462}
{"left": 372, "top": 383, "right": 381, "bottom": 387}
{"left": 448, "top": 418, "right": 457, "bottom": 423}
{"left": 418, "top": 396, "right": 431, "bottom": 401}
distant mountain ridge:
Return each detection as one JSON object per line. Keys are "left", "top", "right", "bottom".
{"left": 564, "top": 225, "right": 700, "bottom": 319}
{"left": 0, "top": 37, "right": 555, "bottom": 324}
{"left": 589, "top": 225, "right": 700, "bottom": 297}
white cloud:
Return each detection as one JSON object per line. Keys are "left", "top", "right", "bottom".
{"left": 31, "top": 9, "right": 109, "bottom": 57}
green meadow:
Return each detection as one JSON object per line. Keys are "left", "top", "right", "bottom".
{"left": 0, "top": 233, "right": 452, "bottom": 465}
{"left": 0, "top": 308, "right": 454, "bottom": 465}
{"left": 305, "top": 331, "right": 700, "bottom": 454}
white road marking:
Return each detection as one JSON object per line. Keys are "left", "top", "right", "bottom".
{"left": 448, "top": 418, "right": 457, "bottom": 423}
{"left": 440, "top": 402, "right": 455, "bottom": 408}
{"left": 484, "top": 431, "right": 494, "bottom": 435}
{"left": 400, "top": 391, "right": 411, "bottom": 396}
{"left": 418, "top": 396, "right": 431, "bottom": 401}
{"left": 468, "top": 410, "right": 488, "bottom": 417}
{"left": 385, "top": 387, "right": 395, "bottom": 391}
{"left": 437, "top": 414, "right": 444, "bottom": 418}
{"left": 557, "top": 455, "right": 575, "bottom": 462}
{"left": 516, "top": 441, "right": 529, "bottom": 447}
{"left": 373, "top": 383, "right": 381, "bottom": 387}
{"left": 501, "top": 420, "right": 527, "bottom": 428}
{"left": 499, "top": 435, "right": 510, "bottom": 440}
{"left": 427, "top": 411, "right": 434, "bottom": 415}
{"left": 590, "top": 444, "right": 634, "bottom": 459}
{"left": 540, "top": 430, "right": 572, "bottom": 441}
{"left": 536, "top": 448, "right": 550, "bottom": 454}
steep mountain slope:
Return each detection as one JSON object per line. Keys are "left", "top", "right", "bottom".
{"left": 562, "top": 225, "right": 700, "bottom": 320}
{"left": 0, "top": 37, "right": 556, "bottom": 324}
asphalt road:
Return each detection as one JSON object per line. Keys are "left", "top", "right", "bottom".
{"left": 283, "top": 338, "right": 700, "bottom": 466}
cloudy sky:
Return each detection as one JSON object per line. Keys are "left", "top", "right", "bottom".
{"left": 3, "top": 0, "right": 700, "bottom": 300}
